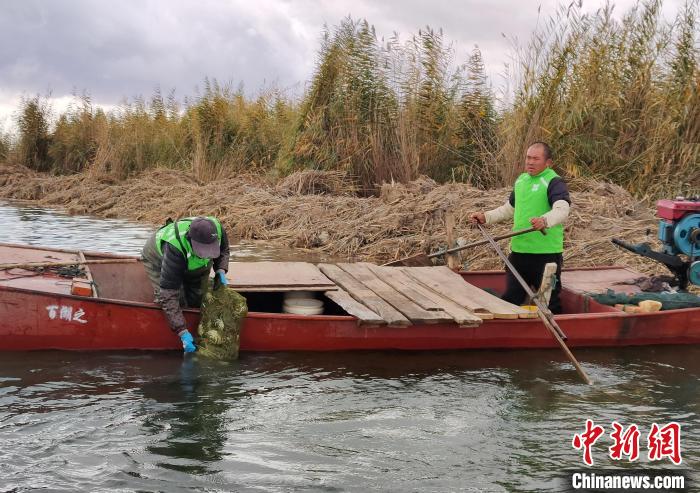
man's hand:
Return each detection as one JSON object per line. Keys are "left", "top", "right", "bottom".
{"left": 179, "top": 329, "right": 197, "bottom": 353}
{"left": 530, "top": 216, "right": 547, "bottom": 231}
{"left": 468, "top": 212, "right": 486, "bottom": 225}
{"left": 213, "top": 269, "right": 228, "bottom": 290}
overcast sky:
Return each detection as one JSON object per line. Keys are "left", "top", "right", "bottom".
{"left": 0, "top": 0, "right": 686, "bottom": 133}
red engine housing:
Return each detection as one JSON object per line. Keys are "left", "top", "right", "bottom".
{"left": 656, "top": 198, "right": 700, "bottom": 221}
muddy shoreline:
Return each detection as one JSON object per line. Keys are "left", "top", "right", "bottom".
{"left": 0, "top": 163, "right": 666, "bottom": 275}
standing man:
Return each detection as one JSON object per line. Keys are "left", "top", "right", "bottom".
{"left": 141, "top": 216, "right": 231, "bottom": 352}
{"left": 469, "top": 142, "right": 570, "bottom": 313}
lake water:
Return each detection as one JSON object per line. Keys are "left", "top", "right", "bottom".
{"left": 0, "top": 201, "right": 696, "bottom": 492}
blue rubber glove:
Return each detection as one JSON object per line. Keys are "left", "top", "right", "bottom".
{"left": 179, "top": 329, "right": 196, "bottom": 353}
{"left": 216, "top": 269, "right": 228, "bottom": 287}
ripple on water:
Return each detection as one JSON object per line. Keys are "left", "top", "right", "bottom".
{"left": 0, "top": 202, "right": 698, "bottom": 491}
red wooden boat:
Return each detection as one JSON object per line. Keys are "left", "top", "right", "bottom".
{"left": 1, "top": 242, "right": 699, "bottom": 352}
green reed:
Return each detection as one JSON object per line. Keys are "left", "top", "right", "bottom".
{"left": 5, "top": 1, "right": 697, "bottom": 198}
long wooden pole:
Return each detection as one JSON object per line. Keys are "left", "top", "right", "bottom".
{"left": 444, "top": 211, "right": 459, "bottom": 269}
{"left": 383, "top": 227, "right": 538, "bottom": 267}
{"left": 428, "top": 227, "right": 539, "bottom": 259}
{"left": 476, "top": 224, "right": 593, "bottom": 385}
{"left": 0, "top": 258, "right": 138, "bottom": 270}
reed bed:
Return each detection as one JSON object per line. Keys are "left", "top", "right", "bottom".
{"left": 0, "top": 163, "right": 667, "bottom": 277}
{"left": 276, "top": 169, "right": 357, "bottom": 196}
{"left": 498, "top": 0, "right": 700, "bottom": 198}
{"left": 3, "top": 0, "right": 695, "bottom": 199}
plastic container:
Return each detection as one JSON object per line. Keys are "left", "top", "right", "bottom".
{"left": 638, "top": 300, "right": 663, "bottom": 312}
{"left": 283, "top": 298, "right": 324, "bottom": 315}
{"left": 71, "top": 278, "right": 93, "bottom": 297}
{"left": 284, "top": 291, "right": 314, "bottom": 301}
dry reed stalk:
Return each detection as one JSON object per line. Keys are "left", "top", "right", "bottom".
{"left": 276, "top": 170, "right": 357, "bottom": 196}
{"left": 0, "top": 163, "right": 678, "bottom": 283}
{"left": 5, "top": 3, "right": 695, "bottom": 199}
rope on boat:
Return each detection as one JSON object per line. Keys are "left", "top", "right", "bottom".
{"left": 0, "top": 264, "right": 86, "bottom": 281}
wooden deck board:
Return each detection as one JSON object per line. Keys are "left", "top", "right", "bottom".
{"left": 228, "top": 261, "right": 336, "bottom": 291}
{"left": 378, "top": 266, "right": 488, "bottom": 322}
{"left": 233, "top": 285, "right": 334, "bottom": 293}
{"left": 0, "top": 245, "right": 81, "bottom": 297}
{"left": 404, "top": 266, "right": 529, "bottom": 319}
{"left": 338, "top": 263, "right": 454, "bottom": 324}
{"left": 403, "top": 266, "right": 493, "bottom": 315}
{"left": 318, "top": 264, "right": 410, "bottom": 326}
{"left": 561, "top": 267, "right": 644, "bottom": 295}
{"left": 367, "top": 264, "right": 443, "bottom": 311}
{"left": 0, "top": 244, "right": 80, "bottom": 265}
{"left": 324, "top": 288, "right": 386, "bottom": 326}
{"left": 380, "top": 273, "right": 483, "bottom": 327}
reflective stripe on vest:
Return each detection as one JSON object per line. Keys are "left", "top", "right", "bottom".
{"left": 510, "top": 168, "right": 564, "bottom": 254}
{"left": 155, "top": 217, "right": 223, "bottom": 271}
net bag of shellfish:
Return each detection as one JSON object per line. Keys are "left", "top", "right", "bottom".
{"left": 196, "top": 281, "right": 248, "bottom": 360}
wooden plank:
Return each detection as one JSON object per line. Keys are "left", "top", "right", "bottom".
{"left": 367, "top": 264, "right": 443, "bottom": 311}
{"left": 561, "top": 267, "right": 643, "bottom": 295}
{"left": 369, "top": 265, "right": 482, "bottom": 326}
{"left": 0, "top": 244, "right": 80, "bottom": 265}
{"left": 78, "top": 251, "right": 98, "bottom": 297}
{"left": 324, "top": 288, "right": 386, "bottom": 326}
{"left": 444, "top": 211, "right": 459, "bottom": 270}
{"left": 536, "top": 262, "right": 558, "bottom": 307}
{"left": 318, "top": 264, "right": 410, "bottom": 326}
{"left": 401, "top": 266, "right": 494, "bottom": 317}
{"left": 228, "top": 261, "right": 336, "bottom": 291}
{"left": 405, "top": 266, "right": 529, "bottom": 319}
{"left": 439, "top": 267, "right": 535, "bottom": 318}
{"left": 371, "top": 265, "right": 487, "bottom": 323}
{"left": 431, "top": 266, "right": 530, "bottom": 319}
{"left": 386, "top": 267, "right": 491, "bottom": 322}
{"left": 403, "top": 283, "right": 483, "bottom": 327}
{"left": 338, "top": 263, "right": 453, "bottom": 324}
{"left": 365, "top": 264, "right": 482, "bottom": 327}
{"left": 233, "top": 285, "right": 334, "bottom": 293}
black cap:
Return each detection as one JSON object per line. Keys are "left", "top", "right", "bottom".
{"left": 188, "top": 217, "right": 220, "bottom": 259}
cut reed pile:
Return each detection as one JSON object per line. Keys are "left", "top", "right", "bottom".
{"left": 0, "top": 163, "right": 667, "bottom": 276}
{"left": 276, "top": 169, "right": 357, "bottom": 196}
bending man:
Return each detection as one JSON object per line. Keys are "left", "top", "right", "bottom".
{"left": 142, "top": 216, "right": 230, "bottom": 352}
{"left": 469, "top": 142, "right": 570, "bottom": 313}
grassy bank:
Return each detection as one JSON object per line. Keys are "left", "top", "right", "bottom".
{"left": 3, "top": 0, "right": 698, "bottom": 198}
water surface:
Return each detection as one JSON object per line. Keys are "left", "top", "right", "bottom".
{"left": 0, "top": 199, "right": 338, "bottom": 261}
{"left": 0, "top": 201, "right": 696, "bottom": 492}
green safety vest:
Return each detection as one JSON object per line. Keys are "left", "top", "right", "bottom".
{"left": 155, "top": 217, "right": 223, "bottom": 271}
{"left": 510, "top": 168, "right": 564, "bottom": 254}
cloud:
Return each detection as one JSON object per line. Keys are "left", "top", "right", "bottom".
{"left": 0, "top": 0, "right": 314, "bottom": 103}
{"left": 0, "top": 0, "right": 687, "bottom": 121}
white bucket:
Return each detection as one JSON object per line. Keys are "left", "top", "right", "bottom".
{"left": 283, "top": 298, "right": 324, "bottom": 315}
{"left": 283, "top": 291, "right": 314, "bottom": 301}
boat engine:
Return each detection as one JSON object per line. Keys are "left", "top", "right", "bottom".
{"left": 612, "top": 197, "right": 700, "bottom": 289}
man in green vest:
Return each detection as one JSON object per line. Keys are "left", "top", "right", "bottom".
{"left": 469, "top": 142, "right": 570, "bottom": 313}
{"left": 141, "top": 216, "right": 231, "bottom": 352}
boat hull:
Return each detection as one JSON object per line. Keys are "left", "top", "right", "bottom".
{"left": 1, "top": 282, "right": 699, "bottom": 352}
